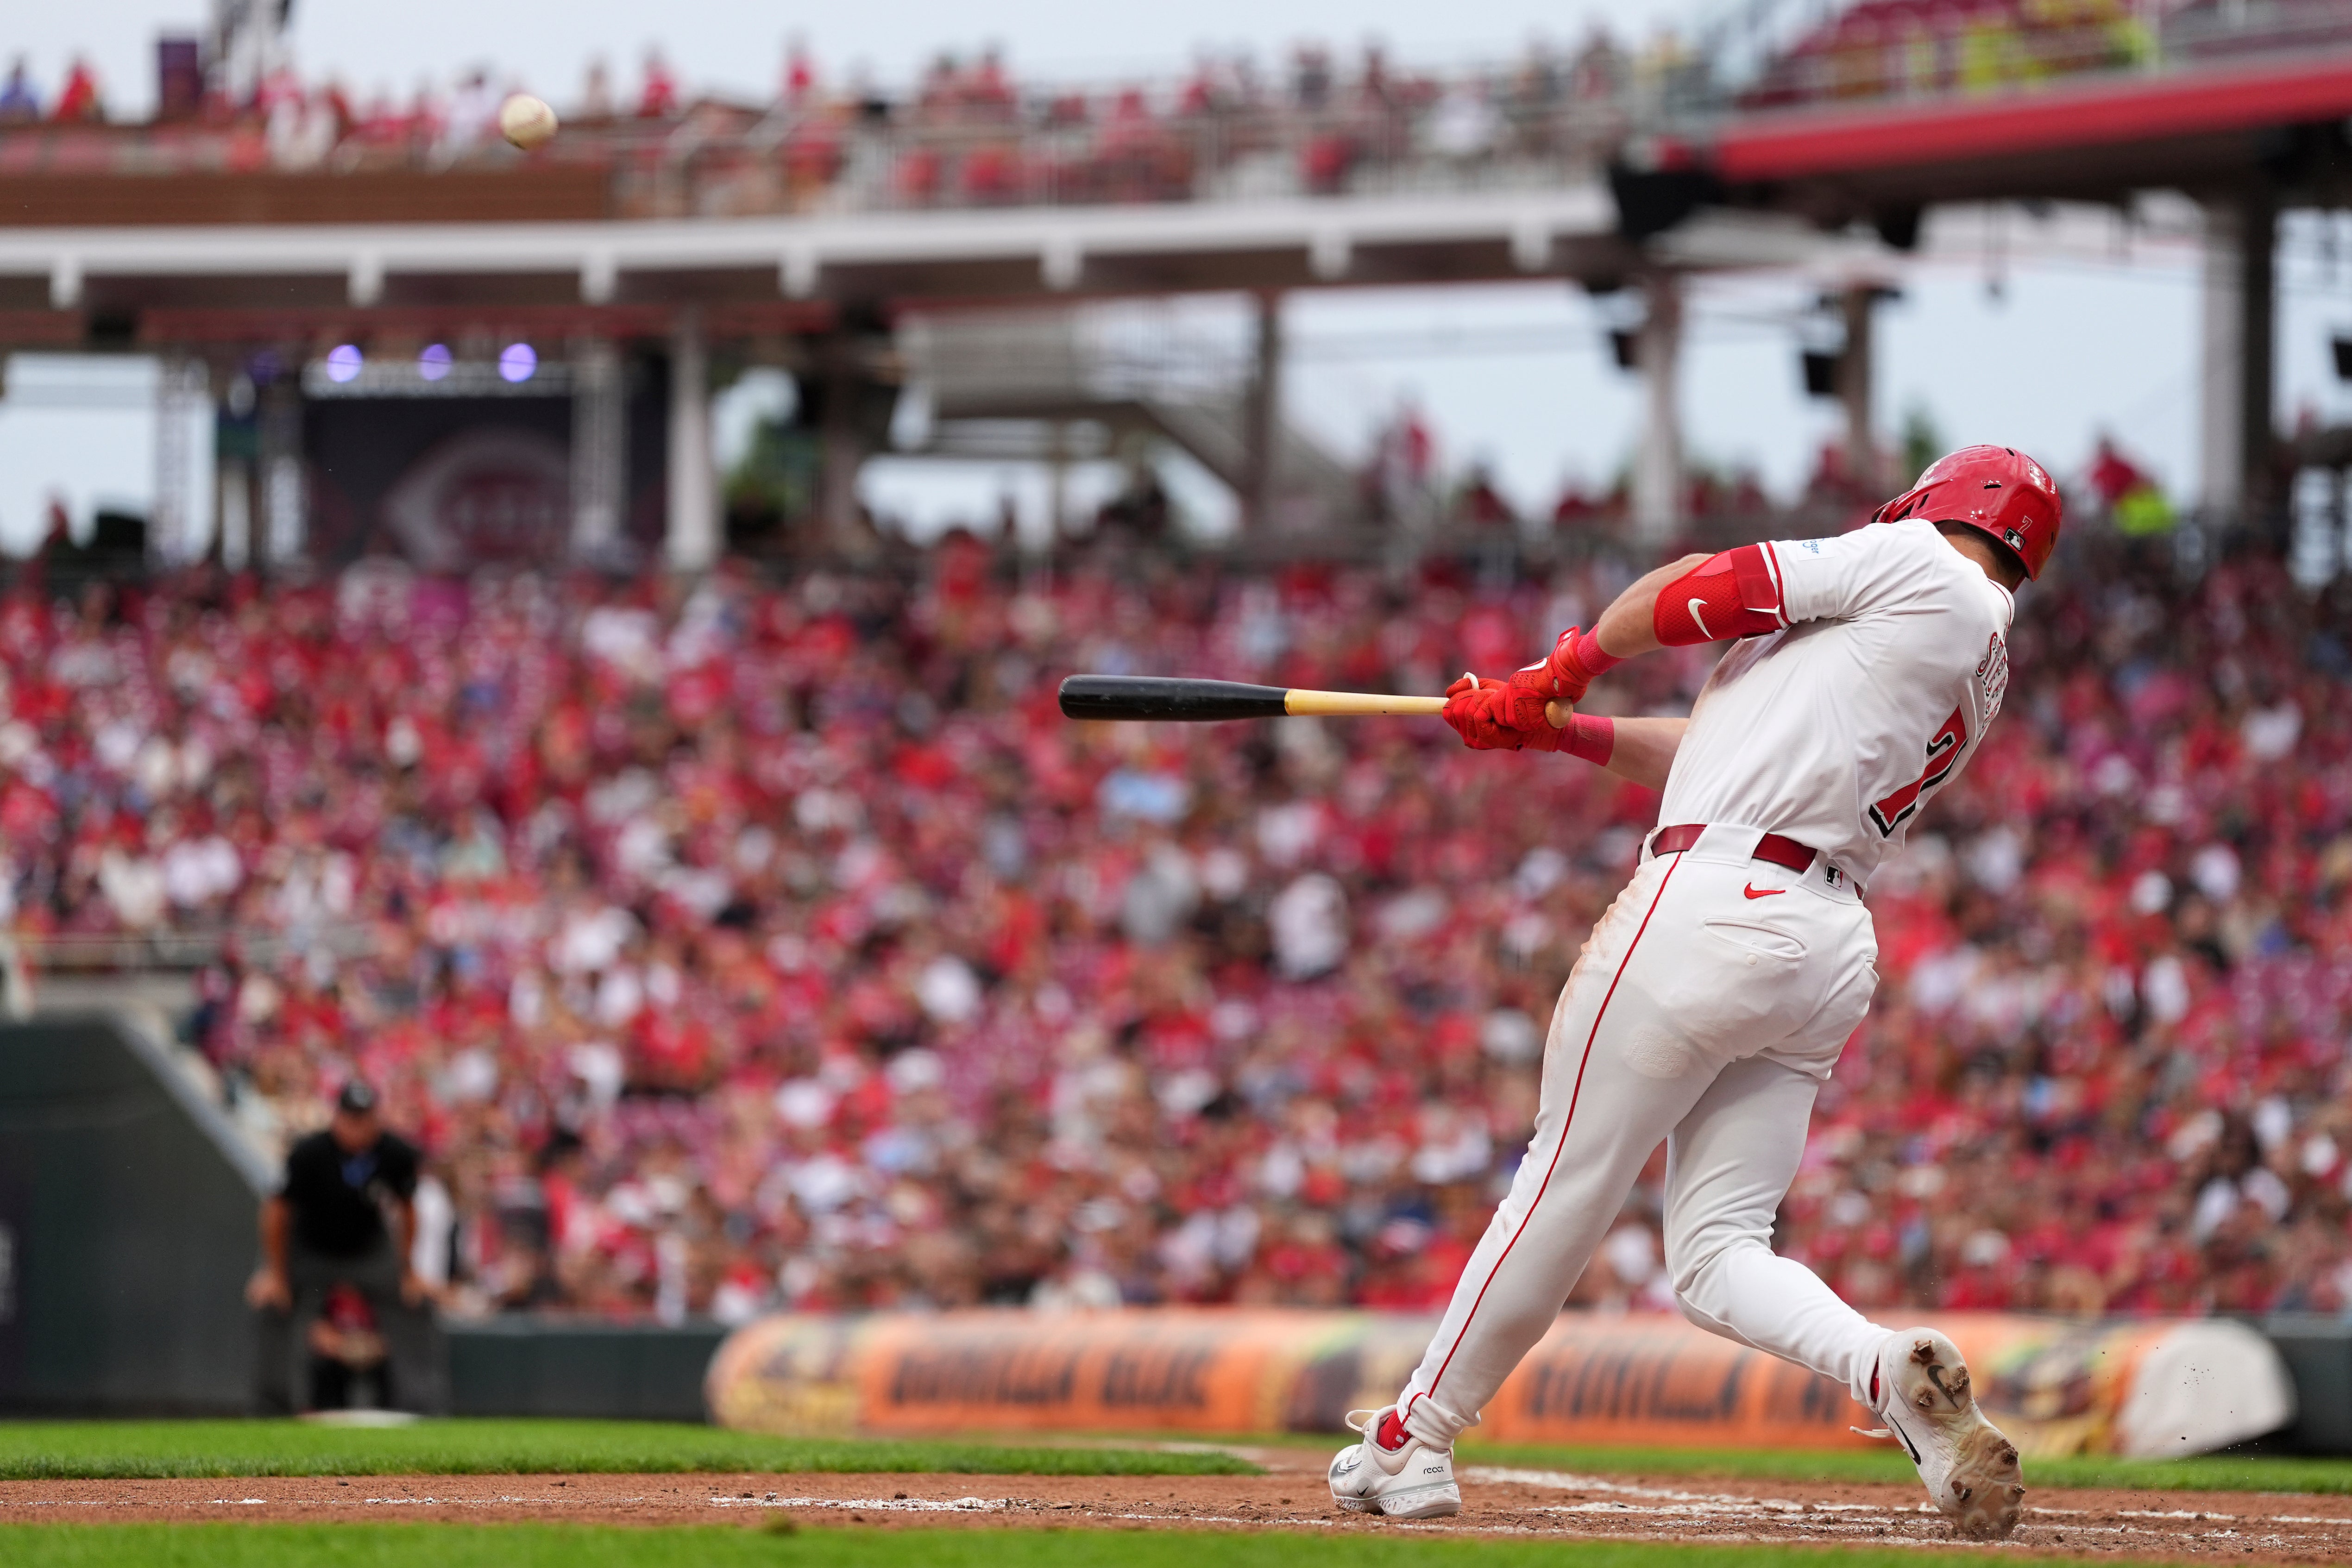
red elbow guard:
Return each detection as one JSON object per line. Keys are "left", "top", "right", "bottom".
{"left": 1653, "top": 545, "right": 1786, "bottom": 646}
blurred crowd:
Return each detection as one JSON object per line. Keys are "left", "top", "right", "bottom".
{"left": 1742, "top": 0, "right": 2158, "bottom": 108}
{"left": 11, "top": 0, "right": 2333, "bottom": 200}
{"left": 0, "top": 33, "right": 1660, "bottom": 208}
{"left": 1739, "top": 0, "right": 2317, "bottom": 110}
{"left": 2, "top": 519, "right": 2347, "bottom": 1324}
{"left": 1356, "top": 397, "right": 1893, "bottom": 540}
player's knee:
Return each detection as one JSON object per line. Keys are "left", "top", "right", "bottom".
{"left": 1666, "top": 1242, "right": 1731, "bottom": 1333}
{"left": 1663, "top": 1218, "right": 1756, "bottom": 1304}
{"left": 1673, "top": 1292, "right": 1727, "bottom": 1336}
{"left": 1662, "top": 1234, "right": 1710, "bottom": 1304}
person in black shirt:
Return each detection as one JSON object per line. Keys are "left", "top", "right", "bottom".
{"left": 247, "top": 1081, "right": 439, "bottom": 1411}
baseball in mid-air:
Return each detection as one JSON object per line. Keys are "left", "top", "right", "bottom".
{"left": 499, "top": 94, "right": 559, "bottom": 151}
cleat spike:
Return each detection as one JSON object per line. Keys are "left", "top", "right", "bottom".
{"left": 1872, "top": 1329, "right": 2027, "bottom": 1542}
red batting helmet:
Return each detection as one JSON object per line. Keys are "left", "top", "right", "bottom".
{"left": 1869, "top": 445, "right": 2063, "bottom": 579}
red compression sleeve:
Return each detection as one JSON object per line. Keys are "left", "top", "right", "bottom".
{"left": 1562, "top": 713, "right": 1614, "bottom": 765}
{"left": 1652, "top": 544, "right": 1786, "bottom": 646}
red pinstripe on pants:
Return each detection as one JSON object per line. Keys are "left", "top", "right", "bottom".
{"left": 1403, "top": 853, "right": 1684, "bottom": 1430}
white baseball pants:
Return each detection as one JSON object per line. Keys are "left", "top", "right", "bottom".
{"left": 1397, "top": 823, "right": 1891, "bottom": 1448}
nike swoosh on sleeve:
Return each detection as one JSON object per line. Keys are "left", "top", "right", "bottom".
{"left": 1688, "top": 599, "right": 1712, "bottom": 640}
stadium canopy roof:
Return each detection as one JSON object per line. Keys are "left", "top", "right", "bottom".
{"left": 1701, "top": 48, "right": 2352, "bottom": 228}
{"left": 0, "top": 186, "right": 1633, "bottom": 339}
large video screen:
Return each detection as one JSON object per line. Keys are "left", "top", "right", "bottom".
{"left": 299, "top": 351, "right": 670, "bottom": 569}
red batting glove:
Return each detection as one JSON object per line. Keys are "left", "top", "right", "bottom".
{"left": 1496, "top": 626, "right": 1609, "bottom": 732}
{"left": 1444, "top": 673, "right": 1566, "bottom": 753}
{"left": 1443, "top": 674, "right": 1518, "bottom": 750}
{"left": 1552, "top": 626, "right": 1615, "bottom": 698}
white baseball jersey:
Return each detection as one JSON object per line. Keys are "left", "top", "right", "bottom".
{"left": 1655, "top": 518, "right": 2014, "bottom": 883}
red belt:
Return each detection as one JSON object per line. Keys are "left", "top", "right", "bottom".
{"left": 1652, "top": 823, "right": 1818, "bottom": 876}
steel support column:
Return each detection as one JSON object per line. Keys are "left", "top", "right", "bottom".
{"left": 217, "top": 466, "right": 251, "bottom": 571}
{"left": 258, "top": 378, "right": 303, "bottom": 569}
{"left": 665, "top": 310, "right": 718, "bottom": 572}
{"left": 816, "top": 337, "right": 865, "bottom": 552}
{"left": 2200, "top": 192, "right": 2277, "bottom": 519}
{"left": 1632, "top": 271, "right": 1685, "bottom": 544}
{"left": 1045, "top": 420, "right": 1070, "bottom": 546}
{"left": 1837, "top": 286, "right": 1879, "bottom": 493}
{"left": 151, "top": 354, "right": 208, "bottom": 566}
{"left": 1245, "top": 290, "right": 1283, "bottom": 533}
{"left": 570, "top": 337, "right": 625, "bottom": 563}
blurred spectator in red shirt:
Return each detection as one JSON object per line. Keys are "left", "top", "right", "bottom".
{"left": 637, "top": 49, "right": 679, "bottom": 119}
{"left": 53, "top": 56, "right": 101, "bottom": 122}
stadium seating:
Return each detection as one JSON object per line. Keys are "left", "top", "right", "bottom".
{"left": 4, "top": 525, "right": 2346, "bottom": 1323}
{"left": 0, "top": 39, "right": 1629, "bottom": 213}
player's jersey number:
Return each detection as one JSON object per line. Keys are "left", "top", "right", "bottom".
{"left": 1868, "top": 705, "right": 1968, "bottom": 837}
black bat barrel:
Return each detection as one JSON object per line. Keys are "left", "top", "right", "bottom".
{"left": 1057, "top": 675, "right": 1290, "bottom": 722}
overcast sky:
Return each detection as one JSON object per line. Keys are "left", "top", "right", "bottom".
{"left": 7, "top": 2, "right": 2352, "bottom": 547}
{"left": 15, "top": 0, "right": 1699, "bottom": 113}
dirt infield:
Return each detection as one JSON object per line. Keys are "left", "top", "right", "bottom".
{"left": 7, "top": 1452, "right": 2352, "bottom": 1562}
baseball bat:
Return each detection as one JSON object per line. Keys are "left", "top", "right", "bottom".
{"left": 1058, "top": 674, "right": 1447, "bottom": 721}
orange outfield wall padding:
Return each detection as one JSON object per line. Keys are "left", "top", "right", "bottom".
{"left": 704, "top": 1308, "right": 2293, "bottom": 1458}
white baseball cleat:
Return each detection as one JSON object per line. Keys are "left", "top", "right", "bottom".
{"left": 1327, "top": 1405, "right": 1461, "bottom": 1519}
{"left": 1860, "top": 1328, "right": 2026, "bottom": 1539}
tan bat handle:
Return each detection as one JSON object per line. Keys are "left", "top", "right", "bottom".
{"left": 1273, "top": 690, "right": 1573, "bottom": 726}
{"left": 1282, "top": 689, "right": 1448, "bottom": 718}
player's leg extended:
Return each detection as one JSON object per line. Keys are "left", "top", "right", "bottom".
{"left": 1663, "top": 1033, "right": 2026, "bottom": 1537}
{"left": 1389, "top": 853, "right": 1715, "bottom": 1449}
{"left": 1660, "top": 1054, "right": 1883, "bottom": 1402}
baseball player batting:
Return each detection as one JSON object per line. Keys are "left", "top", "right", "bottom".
{"left": 1328, "top": 446, "right": 2060, "bottom": 1540}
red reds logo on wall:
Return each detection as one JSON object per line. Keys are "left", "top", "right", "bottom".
{"left": 381, "top": 429, "right": 570, "bottom": 572}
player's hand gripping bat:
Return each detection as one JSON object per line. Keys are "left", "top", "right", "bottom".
{"left": 1057, "top": 674, "right": 1569, "bottom": 726}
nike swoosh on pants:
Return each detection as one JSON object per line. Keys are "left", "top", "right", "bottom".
{"left": 1742, "top": 884, "right": 1784, "bottom": 899}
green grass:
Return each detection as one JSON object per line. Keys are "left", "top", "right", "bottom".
{"left": 4, "top": 1417, "right": 2345, "bottom": 1497}
{"left": 0, "top": 1420, "right": 1257, "bottom": 1481}
{"left": 0, "top": 1527, "right": 2199, "bottom": 1568}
